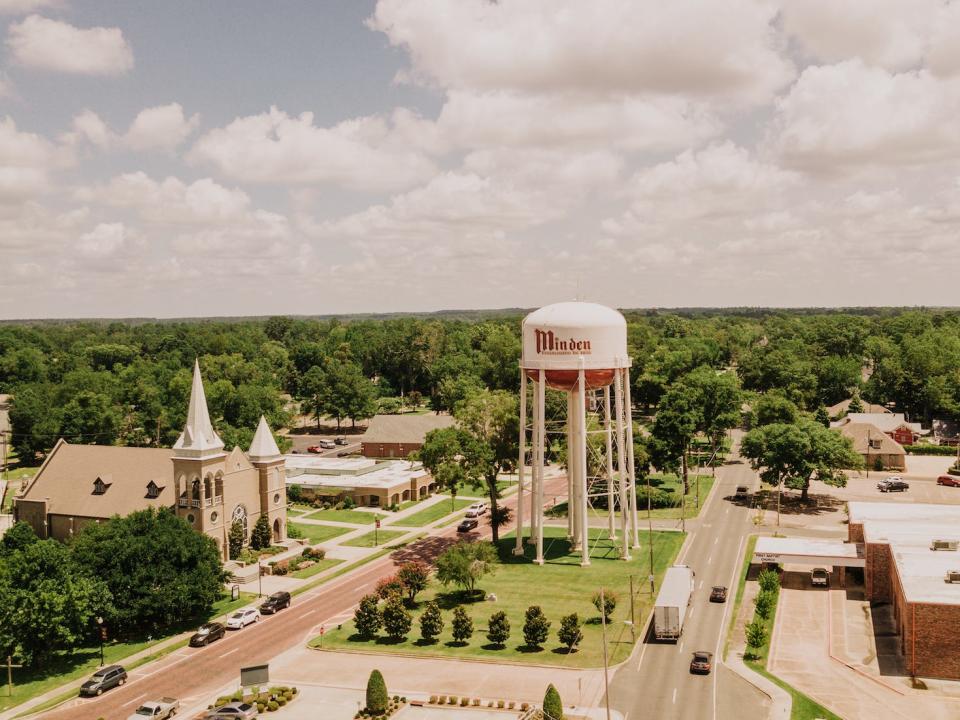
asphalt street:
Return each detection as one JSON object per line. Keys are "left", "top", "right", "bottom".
{"left": 607, "top": 436, "right": 768, "bottom": 720}
{"left": 38, "top": 475, "right": 570, "bottom": 720}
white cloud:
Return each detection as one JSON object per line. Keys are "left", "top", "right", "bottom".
{"left": 77, "top": 172, "right": 251, "bottom": 224}
{"left": 190, "top": 106, "right": 437, "bottom": 191}
{"left": 69, "top": 109, "right": 115, "bottom": 148}
{"left": 928, "top": 2, "right": 960, "bottom": 78}
{"left": 780, "top": 0, "right": 941, "bottom": 71}
{"left": 0, "top": 0, "right": 59, "bottom": 14}
{"left": 7, "top": 15, "right": 133, "bottom": 75}
{"left": 77, "top": 222, "right": 127, "bottom": 257}
{"left": 124, "top": 103, "right": 200, "bottom": 151}
{"left": 0, "top": 115, "right": 71, "bottom": 201}
{"left": 769, "top": 60, "right": 960, "bottom": 172}
{"left": 370, "top": 0, "right": 793, "bottom": 105}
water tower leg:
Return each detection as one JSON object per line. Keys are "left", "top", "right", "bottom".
{"left": 614, "top": 366, "right": 631, "bottom": 561}
{"left": 624, "top": 368, "right": 641, "bottom": 550}
{"left": 528, "top": 383, "right": 538, "bottom": 547}
{"left": 535, "top": 369, "right": 546, "bottom": 565}
{"left": 577, "top": 367, "right": 590, "bottom": 567}
{"left": 513, "top": 369, "right": 527, "bottom": 556}
{"left": 566, "top": 393, "right": 575, "bottom": 542}
{"left": 603, "top": 385, "right": 617, "bottom": 541}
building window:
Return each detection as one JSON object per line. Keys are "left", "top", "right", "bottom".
{"left": 210, "top": 511, "right": 218, "bottom": 523}
{"left": 231, "top": 504, "right": 248, "bottom": 537}
{"left": 186, "top": 514, "right": 195, "bottom": 524}
{"left": 869, "top": 439, "right": 882, "bottom": 450}
{"left": 274, "top": 493, "right": 281, "bottom": 505}
{"left": 146, "top": 480, "right": 163, "bottom": 499}
{"left": 92, "top": 478, "right": 110, "bottom": 495}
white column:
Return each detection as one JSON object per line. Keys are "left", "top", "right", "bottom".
{"left": 603, "top": 384, "right": 617, "bottom": 540}
{"left": 614, "top": 365, "right": 631, "bottom": 560}
{"left": 624, "top": 367, "right": 640, "bottom": 549}
{"left": 530, "top": 374, "right": 540, "bottom": 546}
{"left": 566, "top": 392, "right": 575, "bottom": 540}
{"left": 577, "top": 366, "right": 590, "bottom": 567}
{"left": 514, "top": 368, "right": 527, "bottom": 556}
{"left": 535, "top": 368, "right": 546, "bottom": 565}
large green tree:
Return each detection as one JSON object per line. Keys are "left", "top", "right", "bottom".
{"left": 650, "top": 384, "right": 701, "bottom": 493}
{"left": 435, "top": 541, "right": 499, "bottom": 595}
{"left": 70, "top": 508, "right": 226, "bottom": 633}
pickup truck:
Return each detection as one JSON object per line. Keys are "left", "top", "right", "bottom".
{"left": 127, "top": 698, "right": 179, "bottom": 720}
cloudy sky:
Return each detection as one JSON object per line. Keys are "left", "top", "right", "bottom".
{"left": 2, "top": 0, "right": 960, "bottom": 318}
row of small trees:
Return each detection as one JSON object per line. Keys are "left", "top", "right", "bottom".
{"left": 745, "top": 569, "right": 780, "bottom": 658}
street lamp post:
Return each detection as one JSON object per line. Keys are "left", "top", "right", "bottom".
{"left": 258, "top": 560, "right": 263, "bottom": 598}
{"left": 95, "top": 617, "right": 104, "bottom": 667}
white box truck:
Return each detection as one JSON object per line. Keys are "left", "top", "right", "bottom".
{"left": 653, "top": 564, "right": 695, "bottom": 641}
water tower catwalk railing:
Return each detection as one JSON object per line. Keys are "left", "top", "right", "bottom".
{"left": 514, "top": 359, "right": 640, "bottom": 566}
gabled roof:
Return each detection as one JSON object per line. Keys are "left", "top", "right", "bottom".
{"left": 841, "top": 413, "right": 926, "bottom": 435}
{"left": 361, "top": 413, "right": 455, "bottom": 445}
{"left": 248, "top": 415, "right": 281, "bottom": 462}
{"left": 836, "top": 422, "right": 906, "bottom": 455}
{"left": 18, "top": 440, "right": 174, "bottom": 518}
{"left": 173, "top": 359, "right": 224, "bottom": 459}
{"left": 826, "top": 398, "right": 891, "bottom": 418}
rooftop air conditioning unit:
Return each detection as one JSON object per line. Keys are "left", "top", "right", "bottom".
{"left": 931, "top": 539, "right": 959, "bottom": 551}
{"left": 946, "top": 571, "right": 960, "bottom": 584}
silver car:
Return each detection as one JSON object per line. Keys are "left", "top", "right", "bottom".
{"left": 206, "top": 702, "right": 257, "bottom": 720}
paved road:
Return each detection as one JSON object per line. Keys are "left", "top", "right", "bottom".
{"left": 607, "top": 437, "right": 768, "bottom": 720}
{"left": 40, "top": 475, "right": 569, "bottom": 720}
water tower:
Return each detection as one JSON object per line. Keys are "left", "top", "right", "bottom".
{"left": 515, "top": 302, "right": 639, "bottom": 566}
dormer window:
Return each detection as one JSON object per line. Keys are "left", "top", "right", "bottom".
{"left": 92, "top": 477, "right": 111, "bottom": 495}
{"left": 869, "top": 439, "right": 882, "bottom": 450}
{"left": 146, "top": 480, "right": 164, "bottom": 499}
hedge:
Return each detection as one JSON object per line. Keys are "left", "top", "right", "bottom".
{"left": 903, "top": 444, "right": 959, "bottom": 456}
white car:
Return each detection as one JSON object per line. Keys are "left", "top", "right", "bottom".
{"left": 467, "top": 502, "right": 487, "bottom": 517}
{"left": 225, "top": 608, "right": 260, "bottom": 629}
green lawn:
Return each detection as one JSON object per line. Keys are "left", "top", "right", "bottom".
{"left": 725, "top": 535, "right": 758, "bottom": 659}
{"left": 288, "top": 521, "right": 353, "bottom": 544}
{"left": 0, "top": 591, "right": 254, "bottom": 713}
{"left": 290, "top": 557, "right": 344, "bottom": 579}
{"left": 645, "top": 473, "right": 715, "bottom": 519}
{"left": 454, "top": 479, "right": 511, "bottom": 498}
{"left": 399, "top": 498, "right": 473, "bottom": 527}
{"left": 313, "top": 526, "right": 685, "bottom": 668}
{"left": 342, "top": 529, "right": 407, "bottom": 548}
{"left": 305, "top": 508, "right": 386, "bottom": 524}
{"left": 2, "top": 467, "right": 37, "bottom": 511}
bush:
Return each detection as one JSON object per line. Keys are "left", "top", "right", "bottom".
{"left": 472, "top": 698, "right": 480, "bottom": 706}
{"left": 276, "top": 697, "right": 287, "bottom": 707}
{"left": 366, "top": 670, "right": 388, "bottom": 714}
{"left": 419, "top": 601, "right": 444, "bottom": 642}
{"left": 522, "top": 605, "right": 550, "bottom": 648}
{"left": 343, "top": 496, "right": 356, "bottom": 509}
{"left": 497, "top": 700, "right": 505, "bottom": 709}
{"left": 634, "top": 484, "right": 675, "bottom": 509}
{"left": 270, "top": 562, "right": 288, "bottom": 576}
{"left": 757, "top": 569, "right": 780, "bottom": 593}
{"left": 592, "top": 589, "right": 617, "bottom": 621}
{"left": 486, "top": 611, "right": 510, "bottom": 646}
{"left": 438, "top": 696, "right": 446, "bottom": 704}
{"left": 754, "top": 590, "right": 775, "bottom": 619}
{"left": 354, "top": 594, "right": 382, "bottom": 639}
{"left": 287, "top": 485, "right": 302, "bottom": 503}
{"left": 250, "top": 514, "right": 272, "bottom": 550}
{"left": 460, "top": 697, "right": 469, "bottom": 707}
{"left": 509, "top": 701, "right": 515, "bottom": 709}
{"left": 382, "top": 596, "right": 412, "bottom": 640}
{"left": 375, "top": 574, "right": 404, "bottom": 600}
{"left": 903, "top": 444, "right": 958, "bottom": 456}
{"left": 558, "top": 612, "right": 583, "bottom": 651}
{"left": 302, "top": 546, "right": 326, "bottom": 560}
{"left": 745, "top": 620, "right": 767, "bottom": 655}
{"left": 286, "top": 523, "right": 303, "bottom": 539}
{"left": 543, "top": 684, "right": 563, "bottom": 720}
{"left": 447, "top": 696, "right": 457, "bottom": 705}
{"left": 267, "top": 701, "right": 279, "bottom": 712}
{"left": 451, "top": 606, "right": 473, "bottom": 643}
{"left": 428, "top": 696, "right": 437, "bottom": 704}
{"left": 521, "top": 703, "right": 529, "bottom": 711}
{"left": 257, "top": 703, "right": 265, "bottom": 713}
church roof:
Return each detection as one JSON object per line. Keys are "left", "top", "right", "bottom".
{"left": 173, "top": 359, "right": 224, "bottom": 458}
{"left": 248, "top": 415, "right": 281, "bottom": 461}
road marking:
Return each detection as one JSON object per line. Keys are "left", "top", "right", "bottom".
{"left": 714, "top": 532, "right": 747, "bottom": 720}
{"left": 679, "top": 640, "right": 684, "bottom": 652}
{"left": 714, "top": 537, "right": 719, "bottom": 545}
{"left": 725, "top": 507, "right": 730, "bottom": 514}
{"left": 302, "top": 609, "right": 316, "bottom": 616}
{"left": 672, "top": 688, "right": 677, "bottom": 704}
{"left": 690, "top": 606, "right": 696, "bottom": 619}
{"left": 220, "top": 647, "right": 239, "bottom": 658}
{"left": 122, "top": 694, "right": 148, "bottom": 708}
{"left": 699, "top": 580, "right": 704, "bottom": 589}
{"left": 707, "top": 554, "right": 713, "bottom": 565}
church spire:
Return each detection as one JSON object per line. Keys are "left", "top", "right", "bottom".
{"left": 172, "top": 359, "right": 224, "bottom": 459}
{"left": 248, "top": 415, "right": 281, "bottom": 462}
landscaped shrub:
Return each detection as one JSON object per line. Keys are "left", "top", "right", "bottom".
{"left": 257, "top": 703, "right": 265, "bottom": 713}
{"left": 382, "top": 596, "right": 412, "bottom": 640}
{"left": 460, "top": 697, "right": 469, "bottom": 706}
{"left": 267, "top": 701, "right": 279, "bottom": 712}
{"left": 472, "top": 698, "right": 480, "bottom": 706}
{"left": 634, "top": 485, "right": 674, "bottom": 509}
{"left": 903, "top": 444, "right": 959, "bottom": 456}
{"left": 486, "top": 611, "right": 510, "bottom": 647}
{"left": 558, "top": 612, "right": 583, "bottom": 652}
{"left": 448, "top": 696, "right": 457, "bottom": 705}
{"left": 497, "top": 700, "right": 505, "bottom": 708}
{"left": 366, "top": 670, "right": 388, "bottom": 714}
{"left": 428, "top": 696, "right": 437, "bottom": 704}
{"left": 286, "top": 523, "right": 303, "bottom": 539}
{"left": 592, "top": 589, "right": 617, "bottom": 621}
{"left": 419, "top": 601, "right": 443, "bottom": 643}
{"left": 745, "top": 619, "right": 767, "bottom": 657}
{"left": 451, "top": 606, "right": 473, "bottom": 643}
{"left": 302, "top": 546, "right": 326, "bottom": 560}
{"left": 521, "top": 703, "right": 529, "bottom": 711}
{"left": 509, "top": 701, "right": 515, "bottom": 709}
{"left": 522, "top": 605, "right": 550, "bottom": 648}
{"left": 754, "top": 590, "right": 775, "bottom": 619}
{"left": 438, "top": 696, "right": 446, "bottom": 705}
{"left": 354, "top": 594, "right": 382, "bottom": 638}
{"left": 375, "top": 575, "right": 404, "bottom": 600}
{"left": 543, "top": 684, "right": 563, "bottom": 720}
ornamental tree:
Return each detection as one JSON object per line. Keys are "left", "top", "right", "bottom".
{"left": 522, "top": 605, "right": 550, "bottom": 649}
{"left": 228, "top": 519, "right": 244, "bottom": 560}
{"left": 558, "top": 613, "right": 583, "bottom": 652}
{"left": 249, "top": 515, "right": 272, "bottom": 550}
{"left": 354, "top": 594, "right": 382, "bottom": 639}
{"left": 543, "top": 684, "right": 564, "bottom": 720}
{"left": 382, "top": 596, "right": 412, "bottom": 640}
{"left": 435, "top": 541, "right": 498, "bottom": 596}
{"left": 418, "top": 601, "right": 443, "bottom": 643}
{"left": 451, "top": 606, "right": 474, "bottom": 644}
{"left": 366, "top": 669, "right": 388, "bottom": 714}
{"left": 396, "top": 561, "right": 430, "bottom": 604}
{"left": 592, "top": 589, "right": 617, "bottom": 622}
{"left": 486, "top": 610, "right": 510, "bottom": 647}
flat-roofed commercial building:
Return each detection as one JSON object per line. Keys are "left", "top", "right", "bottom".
{"left": 285, "top": 455, "right": 437, "bottom": 508}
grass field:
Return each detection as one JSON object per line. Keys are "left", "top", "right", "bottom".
{"left": 0, "top": 592, "right": 254, "bottom": 713}
{"left": 646, "top": 473, "right": 715, "bottom": 519}
{"left": 398, "top": 498, "right": 474, "bottom": 527}
{"left": 288, "top": 521, "right": 353, "bottom": 544}
{"left": 313, "top": 526, "right": 685, "bottom": 668}
{"left": 453, "top": 479, "right": 511, "bottom": 497}
{"left": 290, "top": 557, "right": 344, "bottom": 579}
{"left": 305, "top": 508, "right": 386, "bottom": 524}
{"left": 342, "top": 529, "right": 407, "bottom": 548}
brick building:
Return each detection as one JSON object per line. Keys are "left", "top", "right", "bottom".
{"left": 360, "top": 413, "right": 455, "bottom": 458}
{"left": 848, "top": 502, "right": 960, "bottom": 680}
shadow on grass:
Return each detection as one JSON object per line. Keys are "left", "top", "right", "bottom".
{"left": 444, "top": 640, "right": 469, "bottom": 648}
{"left": 434, "top": 590, "right": 484, "bottom": 610}
{"left": 551, "top": 646, "right": 578, "bottom": 655}
{"left": 515, "top": 644, "right": 547, "bottom": 654}
{"left": 413, "top": 638, "right": 440, "bottom": 647}
{"left": 481, "top": 643, "right": 506, "bottom": 651}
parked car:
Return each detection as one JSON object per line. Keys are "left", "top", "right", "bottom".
{"left": 225, "top": 608, "right": 260, "bottom": 629}
{"left": 734, "top": 485, "right": 750, "bottom": 499}
{"left": 467, "top": 501, "right": 487, "bottom": 516}
{"left": 877, "top": 478, "right": 909, "bottom": 492}
{"left": 689, "top": 651, "right": 713, "bottom": 675}
{"left": 457, "top": 518, "right": 479, "bottom": 533}
{"left": 306, "top": 445, "right": 322, "bottom": 453}
{"left": 127, "top": 698, "right": 179, "bottom": 720}
{"left": 260, "top": 590, "right": 291, "bottom": 615}
{"left": 319, "top": 439, "right": 336, "bottom": 449}
{"left": 80, "top": 665, "right": 128, "bottom": 696}
{"left": 811, "top": 567, "right": 829, "bottom": 587}
{"left": 937, "top": 475, "right": 960, "bottom": 487}
{"left": 334, "top": 436, "right": 348, "bottom": 446}
{"left": 189, "top": 622, "right": 225, "bottom": 647}
{"left": 709, "top": 585, "right": 728, "bottom": 603}
{"left": 205, "top": 702, "right": 257, "bottom": 720}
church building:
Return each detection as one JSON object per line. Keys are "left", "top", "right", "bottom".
{"left": 13, "top": 361, "right": 287, "bottom": 560}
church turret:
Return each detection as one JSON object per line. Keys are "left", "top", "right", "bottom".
{"left": 173, "top": 359, "right": 225, "bottom": 460}
{"left": 249, "top": 415, "right": 287, "bottom": 544}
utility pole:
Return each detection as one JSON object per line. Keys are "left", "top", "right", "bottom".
{"left": 95, "top": 617, "right": 105, "bottom": 667}
{"left": 629, "top": 575, "right": 636, "bottom": 642}
{"left": 6, "top": 656, "right": 22, "bottom": 698}
{"left": 599, "top": 588, "right": 612, "bottom": 720}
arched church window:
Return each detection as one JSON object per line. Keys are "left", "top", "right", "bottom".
{"left": 231, "top": 504, "right": 248, "bottom": 537}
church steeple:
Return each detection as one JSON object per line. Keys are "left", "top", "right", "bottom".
{"left": 248, "top": 415, "right": 281, "bottom": 462}
{"left": 172, "top": 359, "right": 224, "bottom": 459}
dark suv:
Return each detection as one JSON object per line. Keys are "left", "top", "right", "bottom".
{"left": 260, "top": 591, "right": 291, "bottom": 614}
{"left": 80, "top": 665, "right": 127, "bottom": 696}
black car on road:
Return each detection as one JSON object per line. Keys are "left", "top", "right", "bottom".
{"left": 189, "top": 622, "right": 226, "bottom": 647}
{"left": 80, "top": 665, "right": 128, "bottom": 696}
{"left": 709, "top": 585, "right": 728, "bottom": 603}
{"left": 457, "top": 518, "right": 479, "bottom": 533}
{"left": 260, "top": 591, "right": 291, "bottom": 615}
{"left": 877, "top": 478, "right": 909, "bottom": 492}
{"left": 689, "top": 651, "right": 713, "bottom": 675}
